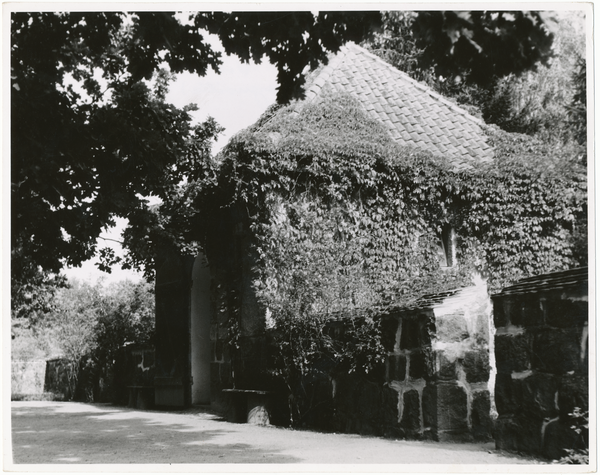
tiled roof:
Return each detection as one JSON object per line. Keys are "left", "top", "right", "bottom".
{"left": 492, "top": 267, "right": 589, "bottom": 297}
{"left": 300, "top": 43, "right": 494, "bottom": 170}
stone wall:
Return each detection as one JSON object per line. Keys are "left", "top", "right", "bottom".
{"left": 492, "top": 267, "right": 588, "bottom": 460}
{"left": 321, "top": 277, "right": 494, "bottom": 441}
{"left": 429, "top": 278, "right": 493, "bottom": 441}
{"left": 44, "top": 358, "right": 76, "bottom": 400}
{"left": 113, "top": 346, "right": 155, "bottom": 406}
{"left": 12, "top": 360, "right": 46, "bottom": 397}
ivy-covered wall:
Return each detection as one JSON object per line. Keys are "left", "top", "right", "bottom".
{"left": 194, "top": 90, "right": 585, "bottom": 433}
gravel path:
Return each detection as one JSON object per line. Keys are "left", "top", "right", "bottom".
{"left": 10, "top": 401, "right": 544, "bottom": 466}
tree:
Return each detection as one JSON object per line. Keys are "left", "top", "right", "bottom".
{"left": 477, "top": 11, "right": 586, "bottom": 144}
{"left": 12, "top": 10, "right": 570, "bottom": 285}
{"left": 363, "top": 12, "right": 432, "bottom": 84}
{"left": 197, "top": 11, "right": 383, "bottom": 102}
{"left": 11, "top": 11, "right": 384, "bottom": 284}
{"left": 12, "top": 13, "right": 220, "bottom": 282}
{"left": 13, "top": 278, "right": 156, "bottom": 400}
{"left": 366, "top": 11, "right": 587, "bottom": 149}
{"left": 412, "top": 11, "right": 554, "bottom": 88}
{"left": 48, "top": 280, "right": 105, "bottom": 363}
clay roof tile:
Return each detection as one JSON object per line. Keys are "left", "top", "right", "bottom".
{"left": 272, "top": 43, "right": 495, "bottom": 169}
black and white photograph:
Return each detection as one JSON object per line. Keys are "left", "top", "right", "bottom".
{"left": 5, "top": 4, "right": 594, "bottom": 470}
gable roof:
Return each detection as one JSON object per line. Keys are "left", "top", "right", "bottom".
{"left": 298, "top": 43, "right": 494, "bottom": 170}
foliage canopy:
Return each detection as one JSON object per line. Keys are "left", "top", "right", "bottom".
{"left": 365, "top": 11, "right": 586, "bottom": 148}
{"left": 10, "top": 11, "right": 384, "bottom": 288}
{"left": 12, "top": 10, "right": 567, "bottom": 285}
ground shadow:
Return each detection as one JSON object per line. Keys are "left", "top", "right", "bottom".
{"left": 11, "top": 402, "right": 300, "bottom": 464}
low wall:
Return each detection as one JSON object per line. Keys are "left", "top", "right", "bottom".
{"left": 12, "top": 360, "right": 46, "bottom": 396}
{"left": 113, "top": 346, "right": 156, "bottom": 406}
{"left": 292, "top": 278, "right": 494, "bottom": 441}
{"left": 44, "top": 358, "right": 76, "bottom": 400}
{"left": 492, "top": 267, "right": 588, "bottom": 459}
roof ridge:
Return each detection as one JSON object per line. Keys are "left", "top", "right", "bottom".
{"left": 343, "top": 42, "right": 487, "bottom": 128}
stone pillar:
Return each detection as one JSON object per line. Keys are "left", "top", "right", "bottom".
{"left": 381, "top": 276, "right": 493, "bottom": 442}
{"left": 191, "top": 253, "right": 212, "bottom": 405}
{"left": 154, "top": 252, "right": 194, "bottom": 407}
{"left": 431, "top": 274, "right": 493, "bottom": 441}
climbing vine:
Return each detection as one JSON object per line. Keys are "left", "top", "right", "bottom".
{"left": 194, "top": 91, "right": 585, "bottom": 422}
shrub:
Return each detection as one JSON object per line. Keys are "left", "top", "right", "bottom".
{"left": 555, "top": 407, "right": 589, "bottom": 464}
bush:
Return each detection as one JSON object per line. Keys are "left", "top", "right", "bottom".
{"left": 555, "top": 407, "right": 589, "bottom": 464}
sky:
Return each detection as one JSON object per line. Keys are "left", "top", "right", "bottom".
{"left": 63, "top": 53, "right": 278, "bottom": 285}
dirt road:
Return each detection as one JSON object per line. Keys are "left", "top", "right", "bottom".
{"left": 9, "top": 401, "right": 542, "bottom": 466}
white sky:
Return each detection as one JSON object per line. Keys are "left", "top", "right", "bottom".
{"left": 63, "top": 54, "right": 278, "bottom": 285}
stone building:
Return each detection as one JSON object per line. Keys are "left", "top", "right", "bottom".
{"left": 151, "top": 43, "right": 554, "bottom": 442}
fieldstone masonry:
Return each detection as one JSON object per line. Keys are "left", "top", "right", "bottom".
{"left": 329, "top": 274, "right": 494, "bottom": 441}
{"left": 381, "top": 274, "right": 493, "bottom": 441}
{"left": 492, "top": 267, "right": 588, "bottom": 459}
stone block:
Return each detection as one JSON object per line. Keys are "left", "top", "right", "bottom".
{"left": 507, "top": 299, "right": 525, "bottom": 327}
{"left": 436, "top": 353, "right": 457, "bottom": 381}
{"left": 495, "top": 414, "right": 544, "bottom": 455}
{"left": 546, "top": 299, "right": 588, "bottom": 328}
{"left": 400, "top": 389, "right": 421, "bottom": 434}
{"left": 514, "top": 415, "right": 544, "bottom": 455}
{"left": 494, "top": 372, "right": 518, "bottom": 415}
{"left": 409, "top": 349, "right": 434, "bottom": 381}
{"left": 471, "top": 391, "right": 492, "bottom": 441}
{"left": 513, "top": 372, "right": 559, "bottom": 420}
{"left": 381, "top": 385, "right": 401, "bottom": 435}
{"left": 246, "top": 401, "right": 270, "bottom": 425}
{"left": 437, "top": 383, "right": 468, "bottom": 433}
{"left": 436, "top": 314, "right": 469, "bottom": 343}
{"left": 494, "top": 415, "right": 520, "bottom": 452}
{"left": 493, "top": 299, "right": 510, "bottom": 328}
{"left": 558, "top": 373, "right": 588, "bottom": 419}
{"left": 422, "top": 384, "right": 437, "bottom": 431}
{"left": 494, "top": 333, "right": 531, "bottom": 374}
{"left": 474, "top": 312, "right": 490, "bottom": 344}
{"left": 461, "top": 350, "right": 490, "bottom": 384}
{"left": 380, "top": 316, "right": 399, "bottom": 352}
{"left": 542, "top": 419, "right": 584, "bottom": 460}
{"left": 387, "top": 354, "right": 406, "bottom": 382}
{"left": 419, "top": 314, "right": 435, "bottom": 347}
{"left": 512, "top": 297, "right": 544, "bottom": 327}
{"left": 531, "top": 328, "right": 583, "bottom": 374}
{"left": 400, "top": 318, "right": 420, "bottom": 350}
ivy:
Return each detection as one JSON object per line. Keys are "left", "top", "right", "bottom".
{"left": 193, "top": 91, "right": 585, "bottom": 422}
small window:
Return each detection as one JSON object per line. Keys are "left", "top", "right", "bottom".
{"left": 437, "top": 226, "right": 455, "bottom": 268}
